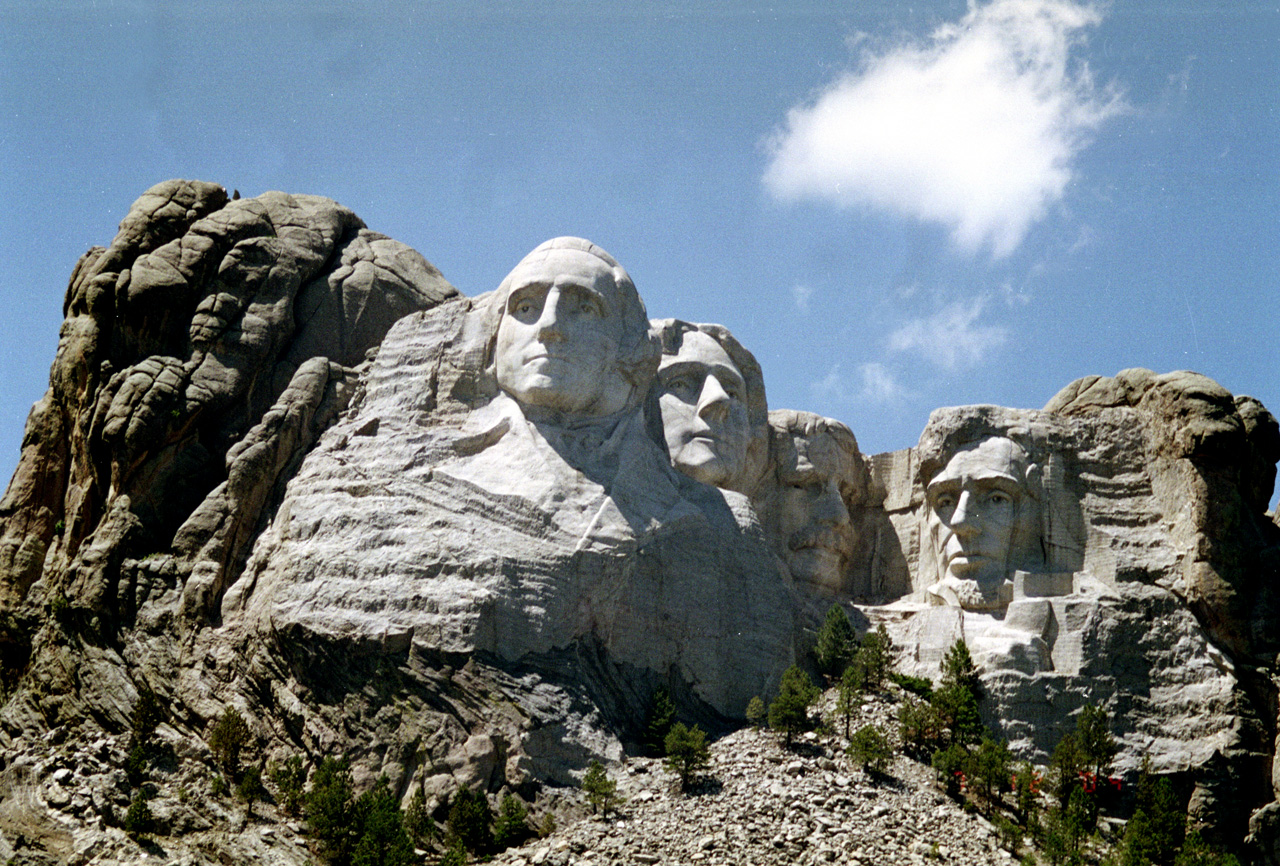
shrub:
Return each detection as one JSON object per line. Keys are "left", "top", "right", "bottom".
{"left": 940, "top": 639, "right": 982, "bottom": 699}
{"left": 582, "top": 759, "right": 621, "bottom": 814}
{"left": 1175, "top": 831, "right": 1242, "bottom": 866}
{"left": 237, "top": 764, "right": 265, "bottom": 817}
{"left": 1076, "top": 704, "right": 1116, "bottom": 779}
{"left": 268, "top": 754, "right": 307, "bottom": 817}
{"left": 836, "top": 664, "right": 861, "bottom": 739}
{"left": 931, "top": 742, "right": 970, "bottom": 799}
{"left": 898, "top": 697, "right": 945, "bottom": 760}
{"left": 439, "top": 841, "right": 468, "bottom": 866}
{"left": 124, "top": 789, "right": 154, "bottom": 838}
{"left": 446, "top": 785, "right": 493, "bottom": 854}
{"left": 494, "top": 793, "right": 531, "bottom": 849}
{"left": 853, "top": 623, "right": 892, "bottom": 692}
{"left": 403, "top": 788, "right": 434, "bottom": 847}
{"left": 995, "top": 814, "right": 1025, "bottom": 853}
{"left": 350, "top": 776, "right": 416, "bottom": 866}
{"left": 125, "top": 739, "right": 149, "bottom": 788}
{"left": 891, "top": 672, "right": 934, "bottom": 699}
{"left": 538, "top": 811, "right": 557, "bottom": 838}
{"left": 1119, "top": 760, "right": 1184, "bottom": 866}
{"left": 848, "top": 724, "right": 892, "bottom": 774}
{"left": 210, "top": 773, "right": 229, "bottom": 797}
{"left": 131, "top": 686, "right": 164, "bottom": 742}
{"left": 932, "top": 682, "right": 983, "bottom": 748}
{"left": 664, "top": 722, "right": 711, "bottom": 792}
{"left": 306, "top": 756, "right": 355, "bottom": 862}
{"left": 768, "top": 665, "right": 818, "bottom": 746}
{"left": 969, "top": 736, "right": 1013, "bottom": 803}
{"left": 208, "top": 707, "right": 251, "bottom": 777}
{"left": 814, "top": 604, "right": 855, "bottom": 679}
{"left": 643, "top": 687, "right": 676, "bottom": 756}
{"left": 745, "top": 696, "right": 767, "bottom": 729}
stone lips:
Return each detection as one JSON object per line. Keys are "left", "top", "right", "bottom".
{"left": 1, "top": 183, "right": 1279, "bottom": 862}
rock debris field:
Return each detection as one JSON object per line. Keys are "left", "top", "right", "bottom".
{"left": 493, "top": 691, "right": 1014, "bottom": 866}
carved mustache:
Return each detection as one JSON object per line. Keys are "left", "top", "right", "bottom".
{"left": 787, "top": 526, "right": 852, "bottom": 557}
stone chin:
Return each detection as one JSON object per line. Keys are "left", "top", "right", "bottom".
{"left": 670, "top": 434, "right": 746, "bottom": 488}
{"left": 786, "top": 546, "right": 847, "bottom": 596}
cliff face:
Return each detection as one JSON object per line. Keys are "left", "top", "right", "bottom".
{"left": 1, "top": 182, "right": 1278, "bottom": 865}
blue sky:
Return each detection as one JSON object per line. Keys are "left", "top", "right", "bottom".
{"left": 2, "top": 1, "right": 1277, "bottom": 505}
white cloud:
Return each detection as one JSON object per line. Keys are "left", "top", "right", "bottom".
{"left": 888, "top": 295, "right": 1008, "bottom": 370}
{"left": 763, "top": 0, "right": 1124, "bottom": 257}
{"left": 792, "top": 283, "right": 814, "bottom": 314}
{"left": 811, "top": 362, "right": 912, "bottom": 405}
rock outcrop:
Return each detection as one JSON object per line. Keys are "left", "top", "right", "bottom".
{"left": 0, "top": 182, "right": 1278, "bottom": 865}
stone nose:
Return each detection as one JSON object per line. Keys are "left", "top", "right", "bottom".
{"left": 950, "top": 490, "right": 981, "bottom": 536}
{"left": 696, "top": 375, "right": 731, "bottom": 423}
{"left": 534, "top": 287, "right": 568, "bottom": 342}
{"left": 813, "top": 480, "right": 851, "bottom": 527}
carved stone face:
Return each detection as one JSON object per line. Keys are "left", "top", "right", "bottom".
{"left": 775, "top": 429, "right": 858, "bottom": 595}
{"left": 495, "top": 249, "right": 632, "bottom": 417}
{"left": 657, "top": 330, "right": 752, "bottom": 488}
{"left": 926, "top": 437, "right": 1029, "bottom": 608}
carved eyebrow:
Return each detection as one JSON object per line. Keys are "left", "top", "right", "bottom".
{"left": 657, "top": 360, "right": 745, "bottom": 391}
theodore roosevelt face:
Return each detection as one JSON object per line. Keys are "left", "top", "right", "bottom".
{"left": 494, "top": 248, "right": 633, "bottom": 418}
{"left": 657, "top": 330, "right": 751, "bottom": 488}
{"left": 774, "top": 426, "right": 859, "bottom": 596}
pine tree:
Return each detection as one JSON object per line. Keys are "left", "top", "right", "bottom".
{"left": 1120, "top": 759, "right": 1185, "bottom": 866}
{"left": 836, "top": 664, "right": 861, "bottom": 739}
{"left": 493, "top": 793, "right": 531, "bottom": 850}
{"left": 814, "top": 604, "right": 855, "bottom": 679}
{"left": 847, "top": 724, "right": 892, "bottom": 773}
{"left": 1076, "top": 704, "right": 1117, "bottom": 779}
{"left": 745, "top": 696, "right": 767, "bottom": 729}
{"left": 350, "top": 776, "right": 416, "bottom": 866}
{"left": 582, "top": 760, "right": 621, "bottom": 814}
{"left": 446, "top": 785, "right": 494, "bottom": 855}
{"left": 768, "top": 665, "right": 818, "bottom": 746}
{"left": 306, "top": 756, "right": 355, "bottom": 863}
{"left": 208, "top": 707, "right": 251, "bottom": 778}
{"left": 853, "top": 623, "right": 892, "bottom": 692}
{"left": 940, "top": 639, "right": 982, "bottom": 699}
{"left": 643, "top": 687, "right": 676, "bottom": 756}
{"left": 664, "top": 722, "right": 711, "bottom": 792}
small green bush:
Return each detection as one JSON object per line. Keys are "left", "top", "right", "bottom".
{"left": 494, "top": 793, "right": 531, "bottom": 850}
{"left": 582, "top": 759, "right": 621, "bottom": 813}
{"left": 537, "top": 811, "right": 557, "bottom": 838}
{"left": 768, "top": 665, "right": 818, "bottom": 746}
{"left": 210, "top": 773, "right": 229, "bottom": 797}
{"left": 664, "top": 723, "right": 711, "bottom": 792}
{"left": 847, "top": 724, "right": 892, "bottom": 774}
{"left": 891, "top": 672, "right": 934, "bottom": 699}
{"left": 745, "top": 695, "right": 767, "bottom": 729}
{"left": 237, "top": 764, "right": 264, "bottom": 816}
{"left": 124, "top": 789, "right": 154, "bottom": 838}
{"left": 403, "top": 788, "right": 434, "bottom": 847}
{"left": 268, "top": 754, "right": 307, "bottom": 817}
{"left": 350, "top": 776, "right": 416, "bottom": 866}
{"left": 207, "top": 707, "right": 251, "bottom": 777}
{"left": 643, "top": 687, "right": 676, "bottom": 756}
{"left": 306, "top": 756, "right": 355, "bottom": 862}
{"left": 814, "top": 604, "right": 856, "bottom": 679}
{"left": 446, "top": 785, "right": 493, "bottom": 854}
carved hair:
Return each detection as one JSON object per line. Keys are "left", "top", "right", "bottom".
{"left": 767, "top": 409, "right": 871, "bottom": 505}
{"left": 483, "top": 237, "right": 660, "bottom": 407}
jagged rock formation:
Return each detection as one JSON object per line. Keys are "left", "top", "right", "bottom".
{"left": 1, "top": 182, "right": 1278, "bottom": 865}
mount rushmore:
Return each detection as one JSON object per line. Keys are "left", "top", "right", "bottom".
{"left": 0, "top": 180, "right": 1278, "bottom": 862}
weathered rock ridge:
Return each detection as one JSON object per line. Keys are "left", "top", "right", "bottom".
{"left": 0, "top": 182, "right": 1278, "bottom": 864}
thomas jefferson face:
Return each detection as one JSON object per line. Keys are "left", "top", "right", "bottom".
{"left": 657, "top": 331, "right": 751, "bottom": 488}
{"left": 926, "top": 437, "right": 1028, "bottom": 604}
{"left": 495, "top": 249, "right": 632, "bottom": 417}
{"left": 775, "top": 429, "right": 858, "bottom": 595}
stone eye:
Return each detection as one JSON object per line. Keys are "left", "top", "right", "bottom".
{"left": 989, "top": 491, "right": 1012, "bottom": 505}
{"left": 934, "top": 493, "right": 956, "bottom": 510}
